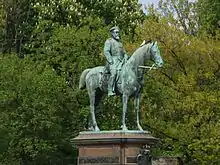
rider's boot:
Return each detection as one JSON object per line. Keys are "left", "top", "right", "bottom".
{"left": 108, "top": 75, "right": 116, "bottom": 96}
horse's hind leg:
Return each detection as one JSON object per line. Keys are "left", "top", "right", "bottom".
{"left": 89, "top": 90, "right": 100, "bottom": 131}
{"left": 134, "top": 91, "right": 143, "bottom": 131}
{"left": 122, "top": 94, "right": 128, "bottom": 131}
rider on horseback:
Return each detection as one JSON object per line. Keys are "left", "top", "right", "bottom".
{"left": 104, "top": 26, "right": 129, "bottom": 96}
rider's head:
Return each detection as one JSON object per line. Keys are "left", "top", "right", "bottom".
{"left": 110, "top": 26, "right": 120, "bottom": 40}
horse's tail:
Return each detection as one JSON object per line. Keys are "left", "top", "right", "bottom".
{"left": 79, "top": 69, "right": 91, "bottom": 89}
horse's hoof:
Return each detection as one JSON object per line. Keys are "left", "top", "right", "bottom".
{"left": 108, "top": 92, "right": 116, "bottom": 97}
{"left": 88, "top": 127, "right": 94, "bottom": 131}
{"left": 121, "top": 125, "right": 128, "bottom": 131}
{"left": 94, "top": 126, "right": 100, "bottom": 132}
{"left": 137, "top": 124, "right": 144, "bottom": 132}
{"left": 138, "top": 128, "right": 144, "bottom": 132}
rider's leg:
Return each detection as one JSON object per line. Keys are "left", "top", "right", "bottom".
{"left": 104, "top": 62, "right": 110, "bottom": 74}
{"left": 108, "top": 69, "right": 116, "bottom": 96}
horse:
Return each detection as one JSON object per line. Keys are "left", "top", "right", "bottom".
{"left": 79, "top": 40, "right": 164, "bottom": 131}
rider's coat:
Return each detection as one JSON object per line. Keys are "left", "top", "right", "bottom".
{"left": 104, "top": 38, "right": 128, "bottom": 71}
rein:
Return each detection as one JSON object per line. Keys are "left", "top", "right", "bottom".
{"left": 135, "top": 64, "right": 157, "bottom": 81}
{"left": 138, "top": 42, "right": 157, "bottom": 71}
{"left": 138, "top": 64, "right": 157, "bottom": 71}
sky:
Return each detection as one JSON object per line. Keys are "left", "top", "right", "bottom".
{"left": 139, "top": 0, "right": 196, "bottom": 5}
{"left": 139, "top": 0, "right": 196, "bottom": 12}
{"left": 138, "top": 0, "right": 160, "bottom": 13}
{"left": 139, "top": 0, "right": 160, "bottom": 6}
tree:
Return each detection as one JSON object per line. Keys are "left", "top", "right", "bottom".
{"left": 196, "top": 0, "right": 220, "bottom": 36}
{"left": 156, "top": 0, "right": 198, "bottom": 35}
{"left": 76, "top": 0, "right": 145, "bottom": 36}
{"left": 149, "top": 0, "right": 219, "bottom": 37}
{"left": 133, "top": 17, "right": 220, "bottom": 164}
{"left": 1, "top": 0, "right": 37, "bottom": 55}
{"left": 0, "top": 54, "right": 85, "bottom": 164}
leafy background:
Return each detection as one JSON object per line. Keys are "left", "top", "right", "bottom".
{"left": 0, "top": 0, "right": 220, "bottom": 164}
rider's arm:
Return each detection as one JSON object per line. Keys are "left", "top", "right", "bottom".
{"left": 124, "top": 53, "right": 129, "bottom": 60}
{"left": 123, "top": 48, "right": 129, "bottom": 61}
{"left": 104, "top": 40, "right": 113, "bottom": 64}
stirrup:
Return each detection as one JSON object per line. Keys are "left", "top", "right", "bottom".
{"left": 108, "top": 91, "right": 116, "bottom": 96}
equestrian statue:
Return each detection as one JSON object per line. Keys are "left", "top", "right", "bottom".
{"left": 79, "top": 26, "right": 164, "bottom": 132}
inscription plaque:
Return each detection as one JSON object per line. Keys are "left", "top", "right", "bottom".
{"left": 126, "top": 156, "right": 137, "bottom": 163}
{"left": 79, "top": 156, "right": 119, "bottom": 164}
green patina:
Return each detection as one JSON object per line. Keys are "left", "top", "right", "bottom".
{"left": 79, "top": 26, "right": 164, "bottom": 132}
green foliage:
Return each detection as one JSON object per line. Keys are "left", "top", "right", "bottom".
{"left": 1, "top": 0, "right": 220, "bottom": 164}
{"left": 0, "top": 0, "right": 38, "bottom": 55}
{"left": 134, "top": 18, "right": 220, "bottom": 164}
{"left": 74, "top": 0, "right": 145, "bottom": 33}
{"left": 157, "top": 0, "right": 198, "bottom": 35}
{"left": 1, "top": 0, "right": 144, "bottom": 55}
{"left": 0, "top": 54, "right": 84, "bottom": 164}
{"left": 0, "top": 1, "right": 145, "bottom": 162}
{"left": 34, "top": 19, "right": 108, "bottom": 87}
{"left": 152, "top": 0, "right": 219, "bottom": 36}
{"left": 197, "top": 0, "right": 220, "bottom": 35}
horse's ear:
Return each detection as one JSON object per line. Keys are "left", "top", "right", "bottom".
{"left": 152, "top": 41, "right": 157, "bottom": 46}
{"left": 140, "top": 40, "right": 146, "bottom": 47}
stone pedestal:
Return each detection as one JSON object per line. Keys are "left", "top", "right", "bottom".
{"left": 72, "top": 130, "right": 158, "bottom": 165}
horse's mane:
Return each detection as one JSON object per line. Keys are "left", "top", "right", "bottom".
{"left": 126, "top": 41, "right": 152, "bottom": 67}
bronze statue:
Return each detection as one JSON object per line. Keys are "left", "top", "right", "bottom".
{"left": 79, "top": 27, "right": 163, "bottom": 132}
{"left": 104, "top": 26, "right": 129, "bottom": 96}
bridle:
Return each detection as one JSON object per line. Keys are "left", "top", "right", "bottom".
{"left": 138, "top": 63, "right": 157, "bottom": 70}
{"left": 138, "top": 41, "right": 158, "bottom": 71}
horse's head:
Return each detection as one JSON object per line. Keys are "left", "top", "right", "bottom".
{"left": 141, "top": 40, "right": 164, "bottom": 67}
{"left": 150, "top": 41, "right": 164, "bottom": 67}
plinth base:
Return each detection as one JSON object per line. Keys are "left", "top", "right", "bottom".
{"left": 72, "top": 130, "right": 158, "bottom": 165}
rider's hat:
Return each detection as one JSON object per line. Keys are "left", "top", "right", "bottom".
{"left": 110, "top": 26, "right": 120, "bottom": 32}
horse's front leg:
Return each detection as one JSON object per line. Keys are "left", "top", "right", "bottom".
{"left": 122, "top": 94, "right": 128, "bottom": 131}
{"left": 89, "top": 91, "right": 100, "bottom": 131}
{"left": 134, "top": 91, "right": 143, "bottom": 131}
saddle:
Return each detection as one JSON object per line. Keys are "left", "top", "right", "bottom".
{"left": 99, "top": 66, "right": 122, "bottom": 91}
